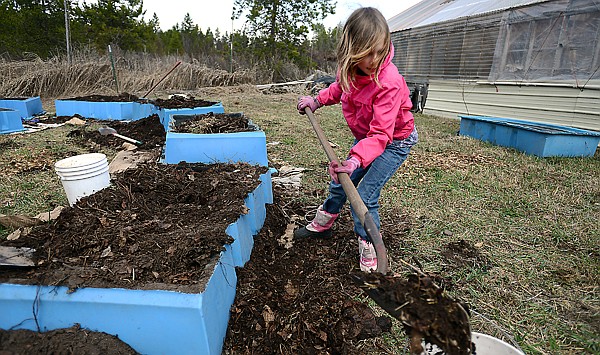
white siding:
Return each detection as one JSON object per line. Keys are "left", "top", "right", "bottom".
{"left": 424, "top": 79, "right": 600, "bottom": 131}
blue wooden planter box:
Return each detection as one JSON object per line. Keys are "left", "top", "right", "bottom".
{"left": 0, "top": 108, "right": 25, "bottom": 134}
{"left": 155, "top": 102, "right": 225, "bottom": 131}
{"left": 0, "top": 170, "right": 273, "bottom": 355}
{"left": 0, "top": 97, "right": 44, "bottom": 119}
{"left": 227, "top": 170, "right": 273, "bottom": 266}
{"left": 55, "top": 100, "right": 149, "bottom": 121}
{"left": 162, "top": 113, "right": 268, "bottom": 166}
{"left": 459, "top": 115, "right": 600, "bottom": 157}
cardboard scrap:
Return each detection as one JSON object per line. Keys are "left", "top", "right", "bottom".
{"left": 272, "top": 165, "right": 306, "bottom": 189}
{"left": 109, "top": 150, "right": 159, "bottom": 174}
{"left": 0, "top": 246, "right": 35, "bottom": 267}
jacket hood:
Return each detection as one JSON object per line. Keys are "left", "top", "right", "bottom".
{"left": 381, "top": 42, "right": 394, "bottom": 71}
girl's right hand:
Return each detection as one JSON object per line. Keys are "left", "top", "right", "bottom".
{"left": 297, "top": 96, "right": 321, "bottom": 114}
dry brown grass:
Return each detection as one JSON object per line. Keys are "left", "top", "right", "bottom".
{"left": 0, "top": 52, "right": 255, "bottom": 99}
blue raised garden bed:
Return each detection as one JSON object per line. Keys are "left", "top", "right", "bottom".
{"left": 0, "top": 97, "right": 44, "bottom": 119}
{"left": 156, "top": 102, "right": 225, "bottom": 131}
{"left": 228, "top": 170, "right": 273, "bottom": 266}
{"left": 163, "top": 113, "right": 268, "bottom": 166}
{"left": 0, "top": 170, "right": 273, "bottom": 355}
{"left": 55, "top": 99, "right": 149, "bottom": 121}
{"left": 459, "top": 115, "right": 600, "bottom": 157}
{"left": 0, "top": 108, "right": 25, "bottom": 134}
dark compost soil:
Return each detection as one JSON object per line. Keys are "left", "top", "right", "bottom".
{"left": 1, "top": 113, "right": 474, "bottom": 354}
{"left": 61, "top": 93, "right": 142, "bottom": 103}
{"left": 66, "top": 114, "right": 166, "bottom": 150}
{"left": 151, "top": 95, "right": 218, "bottom": 110}
{"left": 0, "top": 325, "right": 138, "bottom": 355}
{"left": 1, "top": 161, "right": 267, "bottom": 292}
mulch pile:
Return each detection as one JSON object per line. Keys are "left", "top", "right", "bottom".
{"left": 60, "top": 93, "right": 141, "bottom": 103}
{"left": 1, "top": 162, "right": 267, "bottom": 293}
{"left": 172, "top": 112, "right": 255, "bottom": 134}
{"left": 151, "top": 95, "right": 218, "bottom": 109}
{"left": 66, "top": 114, "right": 165, "bottom": 150}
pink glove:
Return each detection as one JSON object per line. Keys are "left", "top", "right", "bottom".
{"left": 297, "top": 96, "right": 321, "bottom": 114}
{"left": 328, "top": 156, "right": 360, "bottom": 184}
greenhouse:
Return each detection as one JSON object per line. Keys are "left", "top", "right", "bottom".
{"left": 389, "top": 0, "right": 600, "bottom": 130}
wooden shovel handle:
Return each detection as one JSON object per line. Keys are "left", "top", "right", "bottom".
{"left": 304, "top": 108, "right": 389, "bottom": 274}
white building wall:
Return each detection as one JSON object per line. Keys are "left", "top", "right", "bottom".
{"left": 423, "top": 79, "right": 600, "bottom": 132}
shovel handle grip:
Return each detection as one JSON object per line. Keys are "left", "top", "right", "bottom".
{"left": 113, "top": 133, "right": 142, "bottom": 145}
{"left": 304, "top": 108, "right": 388, "bottom": 274}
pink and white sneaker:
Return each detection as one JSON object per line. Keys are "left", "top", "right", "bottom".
{"left": 358, "top": 236, "right": 377, "bottom": 272}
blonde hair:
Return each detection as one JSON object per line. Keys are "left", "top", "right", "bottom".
{"left": 337, "top": 7, "right": 391, "bottom": 93}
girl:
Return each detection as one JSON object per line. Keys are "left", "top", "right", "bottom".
{"left": 295, "top": 7, "right": 418, "bottom": 272}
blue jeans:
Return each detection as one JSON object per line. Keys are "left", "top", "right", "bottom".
{"left": 322, "top": 131, "right": 416, "bottom": 241}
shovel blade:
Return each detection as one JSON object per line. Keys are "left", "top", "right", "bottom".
{"left": 98, "top": 127, "right": 117, "bottom": 136}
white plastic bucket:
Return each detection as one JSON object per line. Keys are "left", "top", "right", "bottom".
{"left": 55, "top": 153, "right": 110, "bottom": 206}
{"left": 471, "top": 332, "right": 524, "bottom": 355}
{"left": 424, "top": 332, "right": 524, "bottom": 355}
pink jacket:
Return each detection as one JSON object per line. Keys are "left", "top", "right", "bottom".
{"left": 316, "top": 43, "right": 414, "bottom": 167}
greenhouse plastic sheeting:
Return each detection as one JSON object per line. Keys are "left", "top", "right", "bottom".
{"left": 489, "top": 0, "right": 600, "bottom": 83}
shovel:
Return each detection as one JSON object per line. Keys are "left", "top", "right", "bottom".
{"left": 98, "top": 127, "right": 143, "bottom": 145}
{"left": 304, "top": 108, "right": 389, "bottom": 274}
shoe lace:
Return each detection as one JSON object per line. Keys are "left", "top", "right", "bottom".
{"left": 360, "top": 239, "right": 376, "bottom": 261}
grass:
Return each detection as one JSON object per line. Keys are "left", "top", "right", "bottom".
{"left": 1, "top": 87, "right": 599, "bottom": 353}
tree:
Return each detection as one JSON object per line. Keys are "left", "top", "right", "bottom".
{"left": 233, "top": 0, "right": 335, "bottom": 77}
{"left": 309, "top": 23, "right": 339, "bottom": 71}
{"left": 0, "top": 0, "right": 70, "bottom": 58}
{"left": 76, "top": 0, "right": 156, "bottom": 52}
{"left": 180, "top": 13, "right": 200, "bottom": 57}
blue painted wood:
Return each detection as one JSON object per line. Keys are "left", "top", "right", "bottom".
{"left": 0, "top": 97, "right": 44, "bottom": 119}
{"left": 459, "top": 115, "right": 600, "bottom": 157}
{"left": 0, "top": 108, "right": 25, "bottom": 134}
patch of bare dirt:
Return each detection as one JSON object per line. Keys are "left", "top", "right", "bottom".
{"left": 441, "top": 239, "right": 492, "bottom": 271}
{"left": 222, "top": 190, "right": 394, "bottom": 354}
{"left": 0, "top": 325, "right": 138, "bottom": 355}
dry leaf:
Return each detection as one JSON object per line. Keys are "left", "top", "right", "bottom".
{"left": 7, "top": 228, "right": 22, "bottom": 240}
{"left": 284, "top": 280, "right": 298, "bottom": 297}
{"left": 100, "top": 246, "right": 113, "bottom": 258}
{"left": 99, "top": 217, "right": 110, "bottom": 227}
{"left": 262, "top": 305, "right": 275, "bottom": 325}
{"left": 34, "top": 206, "right": 63, "bottom": 222}
{"left": 277, "top": 223, "right": 296, "bottom": 249}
